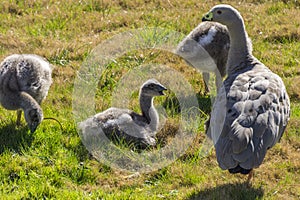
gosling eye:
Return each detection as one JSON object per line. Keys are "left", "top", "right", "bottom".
{"left": 148, "top": 84, "right": 155, "bottom": 89}
{"left": 217, "top": 10, "right": 222, "bottom": 14}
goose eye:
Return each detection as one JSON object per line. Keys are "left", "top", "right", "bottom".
{"left": 217, "top": 10, "right": 222, "bottom": 14}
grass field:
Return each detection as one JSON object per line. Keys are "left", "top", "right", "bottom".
{"left": 0, "top": 0, "right": 299, "bottom": 199}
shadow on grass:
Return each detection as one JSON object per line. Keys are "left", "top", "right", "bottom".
{"left": 187, "top": 182, "right": 264, "bottom": 200}
{"left": 163, "top": 93, "right": 212, "bottom": 116}
{"left": 0, "top": 123, "right": 33, "bottom": 154}
{"left": 72, "top": 141, "right": 91, "bottom": 162}
{"left": 196, "top": 94, "right": 212, "bottom": 114}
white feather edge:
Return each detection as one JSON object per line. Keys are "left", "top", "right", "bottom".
{"left": 209, "top": 85, "right": 227, "bottom": 145}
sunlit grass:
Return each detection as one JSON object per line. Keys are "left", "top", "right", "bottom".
{"left": 0, "top": 0, "right": 299, "bottom": 199}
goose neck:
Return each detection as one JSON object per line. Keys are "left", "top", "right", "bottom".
{"left": 226, "top": 20, "right": 252, "bottom": 75}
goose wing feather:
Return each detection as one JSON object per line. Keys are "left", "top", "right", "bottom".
{"left": 212, "top": 60, "right": 290, "bottom": 170}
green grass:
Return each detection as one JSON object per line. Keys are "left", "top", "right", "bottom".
{"left": 0, "top": 0, "right": 299, "bottom": 199}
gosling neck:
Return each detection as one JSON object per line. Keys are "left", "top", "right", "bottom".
{"left": 226, "top": 18, "right": 253, "bottom": 75}
{"left": 139, "top": 93, "right": 159, "bottom": 131}
{"left": 19, "top": 91, "right": 41, "bottom": 113}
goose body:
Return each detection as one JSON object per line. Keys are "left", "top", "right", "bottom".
{"left": 79, "top": 79, "right": 167, "bottom": 149}
{"left": 176, "top": 21, "right": 230, "bottom": 93}
{"left": 0, "top": 54, "right": 52, "bottom": 132}
{"left": 203, "top": 5, "right": 290, "bottom": 174}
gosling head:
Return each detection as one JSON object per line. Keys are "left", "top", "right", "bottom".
{"left": 24, "top": 108, "right": 43, "bottom": 133}
{"left": 140, "top": 79, "right": 167, "bottom": 97}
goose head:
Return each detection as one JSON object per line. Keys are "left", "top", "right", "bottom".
{"left": 24, "top": 107, "right": 43, "bottom": 133}
{"left": 140, "top": 79, "right": 167, "bottom": 97}
{"left": 202, "top": 4, "right": 242, "bottom": 27}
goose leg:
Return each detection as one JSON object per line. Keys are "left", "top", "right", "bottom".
{"left": 16, "top": 110, "right": 22, "bottom": 126}
{"left": 202, "top": 72, "right": 210, "bottom": 94}
{"left": 247, "top": 170, "right": 254, "bottom": 183}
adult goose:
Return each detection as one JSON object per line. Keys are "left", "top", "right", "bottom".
{"left": 79, "top": 79, "right": 167, "bottom": 150}
{"left": 202, "top": 5, "right": 290, "bottom": 178}
{"left": 0, "top": 54, "right": 52, "bottom": 133}
{"left": 176, "top": 21, "right": 230, "bottom": 93}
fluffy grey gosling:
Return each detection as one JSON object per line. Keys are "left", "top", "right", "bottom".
{"left": 176, "top": 21, "right": 230, "bottom": 93}
{"left": 203, "top": 5, "right": 290, "bottom": 180}
{"left": 0, "top": 54, "right": 52, "bottom": 133}
{"left": 79, "top": 79, "right": 167, "bottom": 149}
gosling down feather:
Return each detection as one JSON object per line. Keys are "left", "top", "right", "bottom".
{"left": 0, "top": 54, "right": 52, "bottom": 132}
{"left": 79, "top": 79, "right": 167, "bottom": 149}
{"left": 176, "top": 21, "right": 230, "bottom": 93}
{"left": 203, "top": 5, "right": 290, "bottom": 175}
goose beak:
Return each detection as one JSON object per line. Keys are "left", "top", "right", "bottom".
{"left": 202, "top": 12, "right": 213, "bottom": 21}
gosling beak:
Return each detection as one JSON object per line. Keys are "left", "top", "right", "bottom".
{"left": 29, "top": 122, "right": 39, "bottom": 133}
{"left": 202, "top": 12, "right": 213, "bottom": 21}
{"left": 158, "top": 85, "right": 167, "bottom": 95}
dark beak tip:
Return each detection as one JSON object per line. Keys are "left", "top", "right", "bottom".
{"left": 159, "top": 89, "right": 167, "bottom": 95}
{"left": 29, "top": 124, "right": 39, "bottom": 133}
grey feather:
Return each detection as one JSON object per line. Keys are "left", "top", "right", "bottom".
{"left": 0, "top": 54, "right": 52, "bottom": 132}
{"left": 79, "top": 79, "right": 167, "bottom": 150}
{"left": 204, "top": 4, "right": 290, "bottom": 174}
{"left": 176, "top": 21, "right": 230, "bottom": 93}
